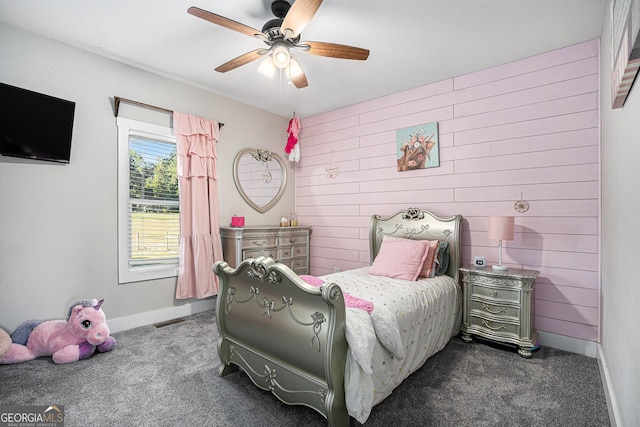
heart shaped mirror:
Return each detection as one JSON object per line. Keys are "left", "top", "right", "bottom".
{"left": 233, "top": 148, "right": 287, "bottom": 213}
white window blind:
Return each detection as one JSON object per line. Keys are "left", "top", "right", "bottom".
{"left": 128, "top": 135, "right": 179, "bottom": 267}
{"left": 117, "top": 117, "right": 178, "bottom": 283}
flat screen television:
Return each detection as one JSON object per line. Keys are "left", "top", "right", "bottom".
{"left": 0, "top": 82, "right": 76, "bottom": 164}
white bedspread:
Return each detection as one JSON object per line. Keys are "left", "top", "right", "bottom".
{"left": 319, "top": 267, "right": 462, "bottom": 424}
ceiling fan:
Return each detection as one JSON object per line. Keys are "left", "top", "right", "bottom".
{"left": 187, "top": 0, "right": 370, "bottom": 88}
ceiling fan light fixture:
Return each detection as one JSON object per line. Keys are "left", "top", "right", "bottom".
{"left": 287, "top": 57, "right": 303, "bottom": 78}
{"left": 272, "top": 45, "right": 290, "bottom": 68}
{"left": 189, "top": 1, "right": 370, "bottom": 89}
{"left": 258, "top": 56, "right": 276, "bottom": 77}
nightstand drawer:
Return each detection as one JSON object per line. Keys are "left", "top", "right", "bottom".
{"left": 470, "top": 300, "right": 520, "bottom": 319}
{"left": 468, "top": 274, "right": 526, "bottom": 289}
{"left": 470, "top": 314, "right": 520, "bottom": 336}
{"left": 471, "top": 284, "right": 520, "bottom": 304}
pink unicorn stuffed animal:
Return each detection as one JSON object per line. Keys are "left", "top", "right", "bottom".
{"left": 0, "top": 328, "right": 9, "bottom": 362}
{"left": 0, "top": 298, "right": 115, "bottom": 364}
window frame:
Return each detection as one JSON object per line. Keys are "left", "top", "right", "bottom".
{"left": 117, "top": 117, "right": 179, "bottom": 284}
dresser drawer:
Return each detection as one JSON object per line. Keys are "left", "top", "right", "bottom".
{"left": 471, "top": 284, "right": 520, "bottom": 304}
{"left": 277, "top": 234, "right": 309, "bottom": 246}
{"left": 470, "top": 299, "right": 520, "bottom": 319}
{"left": 292, "top": 245, "right": 307, "bottom": 258}
{"left": 290, "top": 257, "right": 307, "bottom": 271}
{"left": 278, "top": 257, "right": 308, "bottom": 274}
{"left": 278, "top": 247, "right": 293, "bottom": 260}
{"left": 242, "top": 237, "right": 277, "bottom": 249}
{"left": 243, "top": 248, "right": 277, "bottom": 260}
{"left": 278, "top": 244, "right": 307, "bottom": 260}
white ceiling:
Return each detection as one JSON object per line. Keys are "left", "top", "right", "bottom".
{"left": 0, "top": 0, "right": 607, "bottom": 118}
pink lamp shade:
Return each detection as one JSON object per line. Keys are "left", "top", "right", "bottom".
{"left": 488, "top": 216, "right": 515, "bottom": 241}
{"left": 488, "top": 216, "right": 514, "bottom": 271}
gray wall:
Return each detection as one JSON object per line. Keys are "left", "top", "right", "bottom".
{"left": 599, "top": 7, "right": 640, "bottom": 426}
{"left": 0, "top": 23, "right": 293, "bottom": 332}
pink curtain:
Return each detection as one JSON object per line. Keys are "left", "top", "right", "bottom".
{"left": 174, "top": 112, "right": 223, "bottom": 299}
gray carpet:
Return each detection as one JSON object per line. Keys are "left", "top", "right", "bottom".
{"left": 0, "top": 310, "right": 610, "bottom": 426}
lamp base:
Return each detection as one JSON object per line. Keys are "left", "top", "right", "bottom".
{"left": 492, "top": 264, "right": 509, "bottom": 271}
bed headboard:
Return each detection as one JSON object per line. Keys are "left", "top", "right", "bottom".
{"left": 369, "top": 208, "right": 463, "bottom": 281}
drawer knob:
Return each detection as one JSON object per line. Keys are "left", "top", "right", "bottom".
{"left": 489, "top": 290, "right": 498, "bottom": 297}
{"left": 253, "top": 240, "right": 267, "bottom": 246}
{"left": 290, "top": 238, "right": 297, "bottom": 243}
{"left": 481, "top": 319, "right": 507, "bottom": 331}
{"left": 481, "top": 303, "right": 507, "bottom": 315}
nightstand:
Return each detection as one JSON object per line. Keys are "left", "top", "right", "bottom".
{"left": 459, "top": 266, "right": 539, "bottom": 358}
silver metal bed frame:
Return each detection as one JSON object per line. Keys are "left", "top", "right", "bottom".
{"left": 212, "top": 208, "right": 462, "bottom": 426}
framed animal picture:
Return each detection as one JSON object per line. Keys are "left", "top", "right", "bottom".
{"left": 396, "top": 122, "right": 439, "bottom": 171}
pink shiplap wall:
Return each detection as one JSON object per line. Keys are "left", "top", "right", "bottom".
{"left": 295, "top": 39, "right": 600, "bottom": 342}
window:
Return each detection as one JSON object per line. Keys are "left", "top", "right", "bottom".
{"left": 117, "top": 117, "right": 179, "bottom": 283}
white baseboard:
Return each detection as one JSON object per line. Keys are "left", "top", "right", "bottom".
{"left": 597, "top": 344, "right": 621, "bottom": 427}
{"left": 537, "top": 331, "right": 597, "bottom": 357}
{"left": 107, "top": 298, "right": 216, "bottom": 333}
{"left": 538, "top": 333, "right": 620, "bottom": 424}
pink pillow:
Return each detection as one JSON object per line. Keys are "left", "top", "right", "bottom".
{"left": 419, "top": 240, "right": 440, "bottom": 278}
{"left": 369, "top": 236, "right": 430, "bottom": 281}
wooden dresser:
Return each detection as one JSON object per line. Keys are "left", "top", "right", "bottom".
{"left": 220, "top": 226, "right": 311, "bottom": 275}
{"left": 459, "top": 266, "right": 539, "bottom": 357}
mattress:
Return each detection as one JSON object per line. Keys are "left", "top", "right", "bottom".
{"left": 319, "top": 267, "right": 462, "bottom": 423}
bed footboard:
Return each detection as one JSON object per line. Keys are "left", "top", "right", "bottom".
{"left": 213, "top": 257, "right": 349, "bottom": 426}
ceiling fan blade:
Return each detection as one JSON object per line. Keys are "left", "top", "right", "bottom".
{"left": 281, "top": 0, "right": 323, "bottom": 39}
{"left": 301, "top": 41, "right": 370, "bottom": 60}
{"left": 188, "top": 6, "right": 264, "bottom": 39}
{"left": 215, "top": 49, "right": 267, "bottom": 73}
{"left": 289, "top": 57, "right": 308, "bottom": 88}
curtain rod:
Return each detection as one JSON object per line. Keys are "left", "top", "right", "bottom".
{"left": 112, "top": 96, "right": 224, "bottom": 128}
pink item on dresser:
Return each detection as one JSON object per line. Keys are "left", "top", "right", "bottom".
{"left": 231, "top": 216, "right": 244, "bottom": 227}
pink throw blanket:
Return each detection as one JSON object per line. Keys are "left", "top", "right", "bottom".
{"left": 300, "top": 275, "right": 374, "bottom": 314}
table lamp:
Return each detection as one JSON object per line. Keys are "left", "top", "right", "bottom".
{"left": 488, "top": 216, "right": 514, "bottom": 271}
